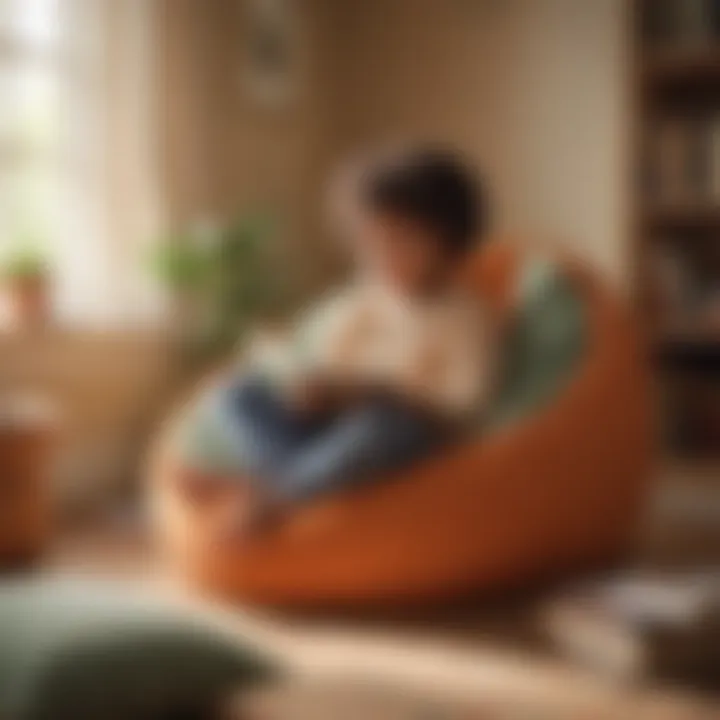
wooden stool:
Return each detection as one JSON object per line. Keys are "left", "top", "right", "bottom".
{"left": 0, "top": 396, "right": 57, "bottom": 567}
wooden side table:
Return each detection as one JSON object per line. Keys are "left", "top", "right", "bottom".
{"left": 0, "top": 396, "right": 57, "bottom": 567}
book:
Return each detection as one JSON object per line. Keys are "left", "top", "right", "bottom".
{"left": 649, "top": 119, "right": 697, "bottom": 206}
{"left": 651, "top": 244, "right": 692, "bottom": 326}
{"left": 644, "top": 0, "right": 718, "bottom": 49}
{"left": 542, "top": 571, "right": 720, "bottom": 687}
{"left": 642, "top": 0, "right": 677, "bottom": 47}
{"left": 706, "top": 114, "right": 720, "bottom": 202}
{"left": 709, "top": 0, "right": 720, "bottom": 38}
{"left": 649, "top": 113, "right": 720, "bottom": 205}
{"left": 686, "top": 117, "right": 711, "bottom": 201}
{"left": 675, "top": 0, "right": 713, "bottom": 48}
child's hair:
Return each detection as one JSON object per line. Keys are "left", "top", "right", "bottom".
{"left": 358, "top": 146, "right": 488, "bottom": 257}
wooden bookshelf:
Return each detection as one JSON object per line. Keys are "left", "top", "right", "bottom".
{"left": 643, "top": 202, "right": 720, "bottom": 231}
{"left": 657, "top": 330, "right": 720, "bottom": 358}
{"left": 643, "top": 48, "right": 720, "bottom": 86}
{"left": 635, "top": 0, "right": 720, "bottom": 459}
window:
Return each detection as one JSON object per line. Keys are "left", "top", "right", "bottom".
{"left": 0, "top": 0, "right": 163, "bottom": 326}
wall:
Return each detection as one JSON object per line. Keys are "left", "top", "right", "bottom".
{"left": 157, "top": 0, "right": 341, "bottom": 294}
{"left": 327, "top": 0, "right": 631, "bottom": 285}
{"left": 156, "top": 0, "right": 632, "bottom": 282}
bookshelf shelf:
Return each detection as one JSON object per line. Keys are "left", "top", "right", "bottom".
{"left": 636, "top": 0, "right": 720, "bottom": 458}
{"left": 656, "top": 334, "right": 720, "bottom": 403}
{"left": 643, "top": 46, "right": 720, "bottom": 85}
{"left": 643, "top": 203, "right": 720, "bottom": 230}
{"left": 657, "top": 331, "right": 720, "bottom": 353}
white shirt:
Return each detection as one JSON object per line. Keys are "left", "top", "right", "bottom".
{"left": 292, "top": 281, "right": 494, "bottom": 418}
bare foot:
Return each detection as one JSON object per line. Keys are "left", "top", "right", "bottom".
{"left": 179, "top": 469, "right": 232, "bottom": 505}
{"left": 215, "top": 488, "right": 284, "bottom": 543}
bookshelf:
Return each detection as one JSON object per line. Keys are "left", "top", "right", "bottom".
{"left": 635, "top": 0, "right": 720, "bottom": 459}
{"left": 643, "top": 47, "right": 720, "bottom": 85}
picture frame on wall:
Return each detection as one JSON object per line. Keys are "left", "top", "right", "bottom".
{"left": 242, "top": 0, "right": 301, "bottom": 109}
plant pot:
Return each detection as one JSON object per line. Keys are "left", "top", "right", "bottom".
{"left": 0, "top": 395, "right": 58, "bottom": 565}
{"left": 5, "top": 274, "right": 51, "bottom": 329}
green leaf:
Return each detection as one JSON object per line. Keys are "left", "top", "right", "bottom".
{"left": 149, "top": 209, "right": 285, "bottom": 361}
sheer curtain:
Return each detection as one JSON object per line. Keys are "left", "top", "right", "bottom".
{"left": 0, "top": 0, "right": 165, "bottom": 326}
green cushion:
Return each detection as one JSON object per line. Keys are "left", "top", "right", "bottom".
{"left": 0, "top": 579, "right": 279, "bottom": 720}
{"left": 486, "top": 257, "right": 587, "bottom": 430}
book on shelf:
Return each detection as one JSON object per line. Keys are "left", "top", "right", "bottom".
{"left": 642, "top": 0, "right": 677, "bottom": 46}
{"left": 665, "top": 375, "right": 720, "bottom": 455}
{"left": 651, "top": 244, "right": 692, "bottom": 323}
{"left": 687, "top": 117, "right": 712, "bottom": 202}
{"left": 706, "top": 114, "right": 720, "bottom": 202}
{"left": 652, "top": 242, "right": 720, "bottom": 340}
{"left": 710, "top": 0, "right": 720, "bottom": 38}
{"left": 677, "top": 0, "right": 713, "bottom": 47}
{"left": 645, "top": 115, "right": 720, "bottom": 208}
{"left": 647, "top": 119, "right": 698, "bottom": 206}
{"left": 643, "top": 0, "right": 720, "bottom": 49}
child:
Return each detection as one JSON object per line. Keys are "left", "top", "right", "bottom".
{"left": 222, "top": 147, "right": 493, "bottom": 529}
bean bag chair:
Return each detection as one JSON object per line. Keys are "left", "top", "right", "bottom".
{"left": 149, "top": 241, "right": 653, "bottom": 608}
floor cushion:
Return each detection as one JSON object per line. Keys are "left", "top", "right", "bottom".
{"left": 0, "top": 578, "right": 278, "bottom": 720}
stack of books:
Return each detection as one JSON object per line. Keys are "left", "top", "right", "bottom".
{"left": 543, "top": 571, "right": 720, "bottom": 689}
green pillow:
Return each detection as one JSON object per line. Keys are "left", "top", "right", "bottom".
{"left": 486, "top": 257, "right": 587, "bottom": 430}
{"left": 0, "top": 579, "right": 279, "bottom": 720}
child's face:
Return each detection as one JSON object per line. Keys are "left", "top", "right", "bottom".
{"left": 355, "top": 212, "right": 454, "bottom": 296}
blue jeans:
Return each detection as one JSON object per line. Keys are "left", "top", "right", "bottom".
{"left": 227, "top": 375, "right": 444, "bottom": 502}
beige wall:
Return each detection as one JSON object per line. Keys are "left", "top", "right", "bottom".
{"left": 158, "top": 0, "right": 632, "bottom": 282}
{"left": 328, "top": 0, "right": 631, "bottom": 285}
{"left": 157, "top": 0, "right": 341, "bottom": 293}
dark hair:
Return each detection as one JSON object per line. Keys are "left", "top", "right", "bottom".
{"left": 359, "top": 147, "right": 488, "bottom": 257}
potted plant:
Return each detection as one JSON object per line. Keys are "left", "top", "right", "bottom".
{"left": 151, "top": 212, "right": 286, "bottom": 368}
{"left": 2, "top": 245, "right": 51, "bottom": 329}
{"left": 150, "top": 222, "right": 215, "bottom": 336}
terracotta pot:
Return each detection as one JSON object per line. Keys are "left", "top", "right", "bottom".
{"left": 5, "top": 273, "right": 50, "bottom": 329}
{"left": 0, "top": 398, "right": 58, "bottom": 566}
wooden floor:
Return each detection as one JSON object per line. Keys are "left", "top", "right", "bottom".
{"left": 41, "top": 467, "right": 720, "bottom": 720}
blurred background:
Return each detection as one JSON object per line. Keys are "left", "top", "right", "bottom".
{"left": 1, "top": 0, "right": 716, "bottom": 502}
{"left": 0, "top": 0, "right": 718, "bottom": 717}
{"left": 1, "top": 0, "right": 717, "bottom": 513}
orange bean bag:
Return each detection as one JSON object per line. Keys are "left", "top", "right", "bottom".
{"left": 150, "top": 241, "right": 653, "bottom": 608}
